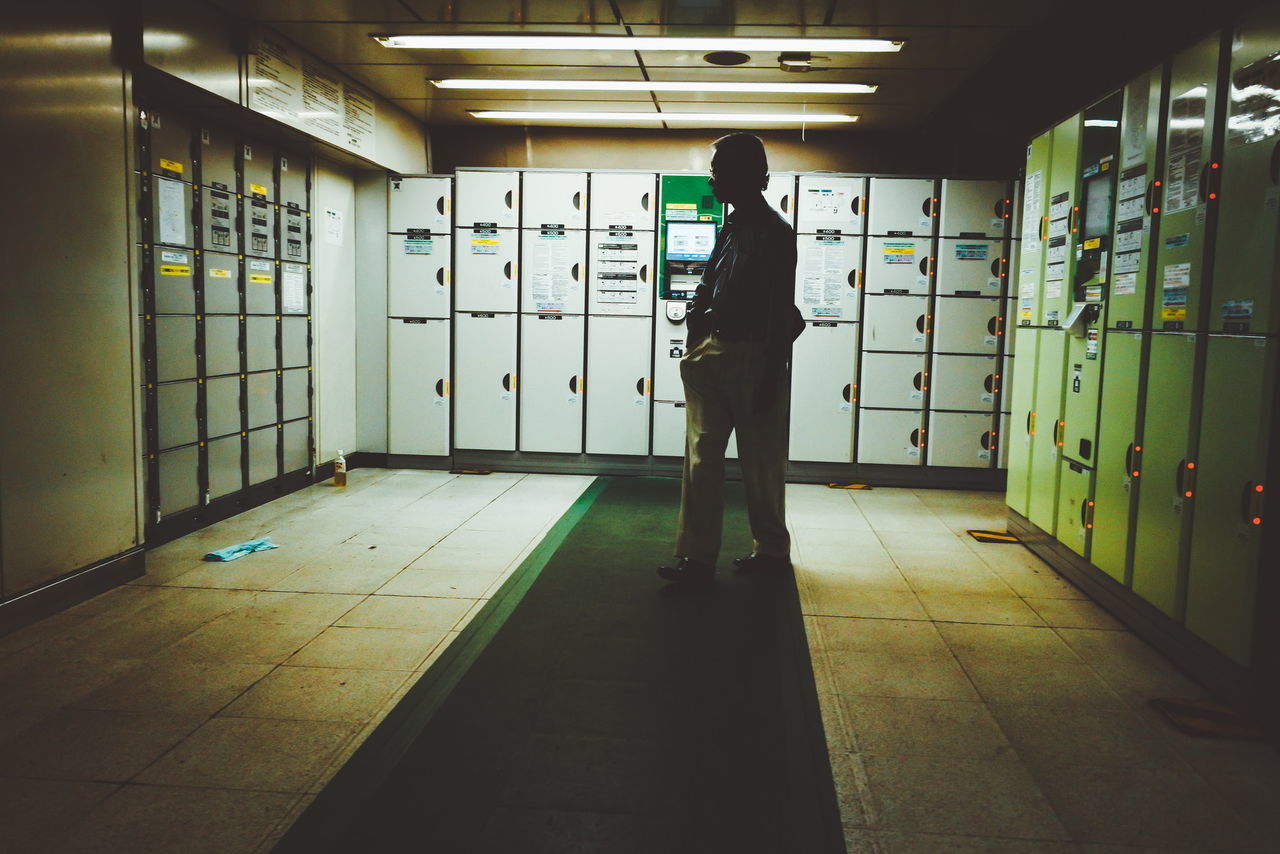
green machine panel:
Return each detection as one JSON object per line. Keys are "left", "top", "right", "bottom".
{"left": 1185, "top": 336, "right": 1276, "bottom": 665}
{"left": 1004, "top": 326, "right": 1039, "bottom": 516}
{"left": 1131, "top": 332, "right": 1200, "bottom": 619}
{"left": 1091, "top": 330, "right": 1146, "bottom": 584}
{"left": 1056, "top": 458, "right": 1095, "bottom": 558}
{"left": 1212, "top": 8, "right": 1280, "bottom": 335}
{"left": 1154, "top": 33, "right": 1224, "bottom": 332}
{"left": 658, "top": 174, "right": 723, "bottom": 301}
{"left": 1041, "top": 115, "right": 1081, "bottom": 328}
{"left": 1017, "top": 131, "right": 1053, "bottom": 328}
{"left": 1110, "top": 67, "right": 1165, "bottom": 330}
{"left": 1061, "top": 307, "right": 1107, "bottom": 467}
{"left": 1027, "top": 329, "right": 1068, "bottom": 533}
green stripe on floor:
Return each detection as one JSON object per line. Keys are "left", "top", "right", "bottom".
{"left": 276, "top": 476, "right": 843, "bottom": 854}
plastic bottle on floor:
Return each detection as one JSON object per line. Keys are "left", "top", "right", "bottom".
{"left": 334, "top": 449, "right": 347, "bottom": 487}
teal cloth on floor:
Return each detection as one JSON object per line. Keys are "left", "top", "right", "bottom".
{"left": 203, "top": 537, "right": 279, "bottom": 562}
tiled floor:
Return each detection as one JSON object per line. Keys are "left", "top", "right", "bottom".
{"left": 1, "top": 473, "right": 1277, "bottom": 853}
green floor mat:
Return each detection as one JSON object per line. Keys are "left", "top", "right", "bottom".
{"left": 277, "top": 476, "right": 843, "bottom": 854}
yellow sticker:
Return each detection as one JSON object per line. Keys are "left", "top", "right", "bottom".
{"left": 666, "top": 203, "right": 697, "bottom": 209}
{"left": 208, "top": 268, "right": 232, "bottom": 278}
{"left": 249, "top": 274, "right": 273, "bottom": 283}
{"left": 1083, "top": 237, "right": 1101, "bottom": 250}
{"left": 159, "top": 158, "right": 184, "bottom": 174}
{"left": 159, "top": 264, "right": 192, "bottom": 276}
{"left": 250, "top": 183, "right": 268, "bottom": 196}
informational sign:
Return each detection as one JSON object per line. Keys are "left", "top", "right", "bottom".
{"left": 1164, "top": 85, "right": 1206, "bottom": 214}
{"left": 882, "top": 242, "right": 915, "bottom": 263}
{"left": 282, "top": 263, "right": 307, "bottom": 314}
{"left": 529, "top": 232, "right": 576, "bottom": 312}
{"left": 1228, "top": 50, "right": 1280, "bottom": 147}
{"left": 954, "top": 244, "right": 989, "bottom": 261}
{"left": 323, "top": 209, "right": 344, "bottom": 245}
{"left": 249, "top": 29, "right": 376, "bottom": 158}
{"left": 594, "top": 234, "right": 643, "bottom": 304}
{"left": 1022, "top": 170, "right": 1043, "bottom": 248}
{"left": 800, "top": 237, "right": 847, "bottom": 315}
{"left": 156, "top": 177, "right": 186, "bottom": 245}
{"left": 802, "top": 186, "right": 849, "bottom": 219}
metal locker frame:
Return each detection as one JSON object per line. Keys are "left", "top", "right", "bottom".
{"left": 788, "top": 321, "right": 857, "bottom": 463}
{"left": 796, "top": 175, "right": 865, "bottom": 235}
{"left": 862, "top": 294, "right": 930, "bottom": 352}
{"left": 241, "top": 139, "right": 275, "bottom": 201}
{"left": 932, "top": 297, "right": 1001, "bottom": 355}
{"left": 388, "top": 318, "right": 451, "bottom": 456}
{"left": 389, "top": 176, "right": 452, "bottom": 233}
{"left": 867, "top": 177, "right": 936, "bottom": 236}
{"left": 589, "top": 172, "right": 656, "bottom": 230}
{"left": 938, "top": 179, "right": 1011, "bottom": 238}
{"left": 203, "top": 253, "right": 239, "bottom": 314}
{"left": 455, "top": 170, "right": 519, "bottom": 228}
{"left": 521, "top": 228, "right": 587, "bottom": 315}
{"left": 864, "top": 237, "right": 932, "bottom": 294}
{"left": 926, "top": 411, "right": 996, "bottom": 468}
{"left": 857, "top": 409, "right": 925, "bottom": 466}
{"left": 389, "top": 233, "right": 452, "bottom": 318}
{"left": 519, "top": 313, "right": 585, "bottom": 454}
{"left": 935, "top": 238, "right": 1006, "bottom": 296}
{"left": 522, "top": 171, "right": 588, "bottom": 230}
{"left": 455, "top": 227, "right": 518, "bottom": 313}
{"left": 454, "top": 312, "right": 517, "bottom": 451}
{"left": 796, "top": 234, "right": 862, "bottom": 321}
{"left": 859, "top": 351, "right": 927, "bottom": 410}
{"left": 585, "top": 315, "right": 652, "bottom": 455}
{"left": 588, "top": 229, "right": 655, "bottom": 316}
{"left": 929, "top": 354, "right": 998, "bottom": 412}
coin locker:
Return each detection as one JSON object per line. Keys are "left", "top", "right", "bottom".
{"left": 389, "top": 233, "right": 451, "bottom": 318}
{"left": 929, "top": 354, "right": 999, "bottom": 412}
{"left": 203, "top": 253, "right": 239, "bottom": 313}
{"left": 868, "top": 177, "right": 936, "bottom": 236}
{"left": 926, "top": 411, "right": 996, "bottom": 468}
{"left": 278, "top": 150, "right": 306, "bottom": 211}
{"left": 796, "top": 234, "right": 862, "bottom": 321}
{"left": 588, "top": 229, "right": 655, "bottom": 316}
{"left": 519, "top": 313, "right": 585, "bottom": 454}
{"left": 455, "top": 227, "right": 518, "bottom": 313}
{"left": 241, "top": 140, "right": 275, "bottom": 201}
{"left": 247, "top": 426, "right": 277, "bottom": 485}
{"left": 154, "top": 316, "right": 198, "bottom": 382}
{"left": 935, "top": 239, "right": 1005, "bottom": 296}
{"left": 788, "top": 321, "right": 858, "bottom": 463}
{"left": 521, "top": 228, "right": 587, "bottom": 314}
{"left": 388, "top": 318, "right": 451, "bottom": 456}
{"left": 585, "top": 315, "right": 652, "bottom": 455}
{"left": 283, "top": 420, "right": 310, "bottom": 472}
{"left": 859, "top": 351, "right": 927, "bottom": 410}
{"left": 246, "top": 259, "right": 276, "bottom": 314}
{"left": 245, "top": 198, "right": 276, "bottom": 259}
{"left": 796, "top": 175, "right": 865, "bottom": 234}
{"left": 455, "top": 170, "right": 519, "bottom": 228}
{"left": 151, "top": 248, "right": 196, "bottom": 314}
{"left": 205, "top": 375, "right": 242, "bottom": 438}
{"left": 857, "top": 409, "right": 926, "bottom": 466}
{"left": 588, "top": 172, "right": 656, "bottom": 230}
{"left": 198, "top": 125, "right": 236, "bottom": 191}
{"left": 864, "top": 237, "right": 932, "bottom": 295}
{"left": 389, "top": 176, "right": 452, "bottom": 233}
{"left": 246, "top": 316, "right": 277, "bottom": 373}
{"left": 938, "top": 179, "right": 1011, "bottom": 238}
{"left": 207, "top": 435, "right": 242, "bottom": 499}
{"left": 453, "top": 312, "right": 517, "bottom": 451}
{"left": 862, "top": 295, "right": 930, "bottom": 352}
{"left": 522, "top": 171, "right": 588, "bottom": 230}
{"left": 156, "top": 381, "right": 198, "bottom": 449}
{"left": 200, "top": 187, "right": 238, "bottom": 253}
{"left": 246, "top": 371, "right": 277, "bottom": 429}
{"left": 158, "top": 446, "right": 199, "bottom": 516}
{"left": 204, "top": 316, "right": 241, "bottom": 376}
{"left": 932, "top": 297, "right": 1002, "bottom": 354}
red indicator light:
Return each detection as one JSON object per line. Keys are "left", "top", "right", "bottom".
{"left": 1188, "top": 462, "right": 1196, "bottom": 469}
{"left": 1155, "top": 181, "right": 1162, "bottom": 186}
{"left": 1185, "top": 491, "right": 1194, "bottom": 498}
{"left": 1212, "top": 162, "right": 1219, "bottom": 169}
{"left": 1135, "top": 445, "right": 1142, "bottom": 452}
{"left": 1209, "top": 193, "right": 1217, "bottom": 200}
{"left": 1153, "top": 207, "right": 1160, "bottom": 213}
{"left": 1132, "top": 471, "right": 1140, "bottom": 477}
{"left": 1256, "top": 484, "right": 1265, "bottom": 493}
{"left": 1252, "top": 517, "right": 1262, "bottom": 525}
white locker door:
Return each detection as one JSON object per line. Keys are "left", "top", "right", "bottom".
{"left": 936, "top": 238, "right": 1006, "bottom": 296}
{"left": 868, "top": 177, "right": 936, "bottom": 236}
{"left": 859, "top": 351, "right": 926, "bottom": 410}
{"left": 933, "top": 297, "right": 1002, "bottom": 355}
{"left": 589, "top": 172, "right": 656, "bottom": 230}
{"left": 519, "top": 314, "right": 584, "bottom": 453}
{"left": 796, "top": 175, "right": 865, "bottom": 235}
{"left": 939, "top": 179, "right": 1010, "bottom": 238}
{"left": 586, "top": 315, "right": 651, "bottom": 455}
{"left": 388, "top": 234, "right": 451, "bottom": 318}
{"left": 862, "top": 295, "right": 930, "bottom": 352}
{"left": 857, "top": 409, "right": 925, "bottom": 466}
{"left": 388, "top": 176, "right": 451, "bottom": 233}
{"left": 522, "top": 172, "right": 588, "bottom": 229}
{"left": 652, "top": 400, "right": 738, "bottom": 458}
{"left": 388, "top": 319, "right": 450, "bottom": 455}
{"left": 788, "top": 321, "right": 857, "bottom": 463}
{"left": 864, "top": 237, "right": 932, "bottom": 294}
{"left": 929, "top": 354, "right": 998, "bottom": 412}
{"left": 927, "top": 411, "right": 996, "bottom": 468}
{"left": 454, "top": 312, "right": 517, "bottom": 451}
{"left": 455, "top": 228, "right": 517, "bottom": 312}
{"left": 766, "top": 175, "right": 796, "bottom": 227}
{"left": 796, "top": 235, "right": 862, "bottom": 321}
{"left": 521, "top": 229, "right": 587, "bottom": 314}
{"left": 589, "top": 229, "right": 655, "bottom": 316}
{"left": 455, "top": 170, "right": 519, "bottom": 228}
{"left": 654, "top": 305, "right": 687, "bottom": 402}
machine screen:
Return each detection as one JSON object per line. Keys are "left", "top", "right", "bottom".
{"left": 665, "top": 221, "right": 717, "bottom": 261}
{"left": 1083, "top": 173, "right": 1114, "bottom": 241}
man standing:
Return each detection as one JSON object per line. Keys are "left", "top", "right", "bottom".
{"left": 658, "top": 133, "right": 803, "bottom": 588}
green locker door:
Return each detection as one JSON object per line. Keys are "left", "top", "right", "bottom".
{"left": 1027, "top": 328, "right": 1068, "bottom": 533}
{"left": 1131, "top": 333, "right": 1200, "bottom": 618}
{"left": 1062, "top": 307, "right": 1107, "bottom": 467}
{"left": 1005, "top": 326, "right": 1039, "bottom": 516}
{"left": 1111, "top": 68, "right": 1165, "bottom": 330}
{"left": 1042, "top": 116, "right": 1081, "bottom": 328}
{"left": 1185, "top": 336, "right": 1276, "bottom": 665}
{"left": 1154, "top": 34, "right": 1224, "bottom": 332}
{"left": 1212, "top": 9, "right": 1280, "bottom": 335}
{"left": 1056, "top": 459, "right": 1095, "bottom": 558}
{"left": 1017, "top": 131, "right": 1053, "bottom": 328}
{"left": 1091, "top": 330, "right": 1145, "bottom": 584}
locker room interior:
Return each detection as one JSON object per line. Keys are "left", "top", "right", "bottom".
{"left": 3, "top": 2, "right": 1279, "bottom": 852}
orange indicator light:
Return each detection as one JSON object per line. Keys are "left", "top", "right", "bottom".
{"left": 1132, "top": 471, "right": 1140, "bottom": 478}
{"left": 1187, "top": 462, "right": 1196, "bottom": 469}
{"left": 1185, "top": 491, "right": 1194, "bottom": 498}
{"left": 1252, "top": 517, "right": 1262, "bottom": 525}
{"left": 1135, "top": 445, "right": 1142, "bottom": 452}
{"left": 1256, "top": 484, "right": 1265, "bottom": 493}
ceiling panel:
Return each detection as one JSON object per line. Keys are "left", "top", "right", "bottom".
{"left": 403, "top": 0, "right": 618, "bottom": 24}
{"left": 207, "top": 0, "right": 421, "bottom": 21}
{"left": 828, "top": 0, "right": 1050, "bottom": 27}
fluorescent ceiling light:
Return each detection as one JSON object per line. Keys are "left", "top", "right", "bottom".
{"left": 470, "top": 110, "right": 858, "bottom": 123}
{"left": 434, "top": 79, "right": 877, "bottom": 94}
{"left": 374, "top": 34, "right": 902, "bottom": 52}
{"left": 1083, "top": 119, "right": 1119, "bottom": 128}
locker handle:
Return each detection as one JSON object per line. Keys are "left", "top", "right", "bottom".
{"left": 435, "top": 379, "right": 445, "bottom": 397}
{"left": 1039, "top": 215, "right": 1049, "bottom": 241}
{"left": 503, "top": 261, "right": 513, "bottom": 279}
{"left": 636, "top": 378, "right": 647, "bottom": 396}
{"left": 1198, "top": 163, "right": 1210, "bottom": 204}
{"left": 983, "top": 373, "right": 996, "bottom": 393}
{"left": 436, "top": 267, "right": 445, "bottom": 285}
{"left": 502, "top": 373, "right": 512, "bottom": 392}
{"left": 1270, "top": 141, "right": 1280, "bottom": 185}
{"left": 1027, "top": 410, "right": 1036, "bottom": 436}
{"left": 848, "top": 269, "right": 859, "bottom": 288}
{"left": 436, "top": 196, "right": 446, "bottom": 215}
{"left": 1243, "top": 481, "right": 1264, "bottom": 525}
{"left": 641, "top": 191, "right": 651, "bottom": 211}
{"left": 910, "top": 428, "right": 923, "bottom": 448}
{"left": 569, "top": 376, "right": 578, "bottom": 394}
{"left": 1081, "top": 498, "right": 1092, "bottom": 529}
{"left": 851, "top": 195, "right": 862, "bottom": 217}
{"left": 1125, "top": 442, "right": 1137, "bottom": 478}
{"left": 842, "top": 383, "right": 852, "bottom": 403}
{"left": 919, "top": 257, "right": 930, "bottom": 276}
{"left": 1067, "top": 206, "right": 1078, "bottom": 234}
{"left": 572, "top": 191, "right": 582, "bottom": 210}
{"left": 1055, "top": 420, "right": 1065, "bottom": 448}
{"left": 1177, "top": 460, "right": 1197, "bottom": 499}
{"left": 990, "top": 258, "right": 1002, "bottom": 277}
{"left": 504, "top": 190, "right": 514, "bottom": 209}
{"left": 920, "top": 197, "right": 933, "bottom": 216}
{"left": 1143, "top": 181, "right": 1156, "bottom": 215}
{"left": 640, "top": 264, "right": 649, "bottom": 283}
{"left": 916, "top": 314, "right": 927, "bottom": 333}
{"left": 981, "top": 430, "right": 993, "bottom": 451}
{"left": 987, "top": 316, "right": 1000, "bottom": 336}
{"left": 912, "top": 371, "right": 923, "bottom": 391}
{"left": 781, "top": 194, "right": 790, "bottom": 213}
{"left": 571, "top": 262, "right": 581, "bottom": 281}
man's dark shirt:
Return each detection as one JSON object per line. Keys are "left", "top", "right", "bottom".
{"left": 685, "top": 201, "right": 802, "bottom": 370}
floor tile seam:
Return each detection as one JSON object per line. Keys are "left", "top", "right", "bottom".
{"left": 838, "top": 822, "right": 1077, "bottom": 846}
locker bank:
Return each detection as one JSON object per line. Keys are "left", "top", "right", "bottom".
{"left": 2, "top": 3, "right": 1278, "bottom": 852}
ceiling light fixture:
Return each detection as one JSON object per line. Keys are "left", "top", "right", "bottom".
{"left": 469, "top": 110, "right": 858, "bottom": 123}
{"left": 434, "top": 79, "right": 877, "bottom": 94}
{"left": 374, "top": 34, "right": 902, "bottom": 53}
